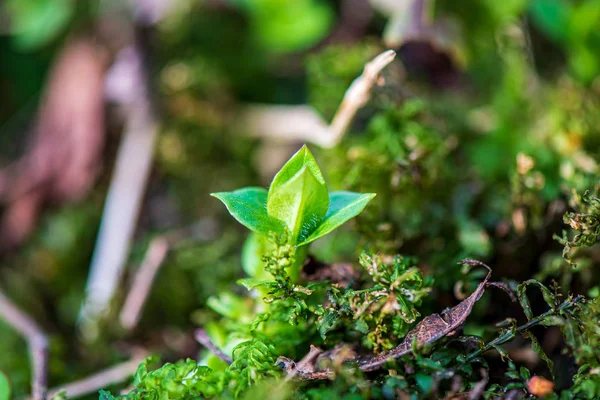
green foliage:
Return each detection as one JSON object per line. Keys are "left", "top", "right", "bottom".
{"left": 214, "top": 146, "right": 375, "bottom": 246}
{"left": 561, "top": 298, "right": 600, "bottom": 399}
{"left": 299, "top": 192, "right": 377, "bottom": 246}
{"left": 102, "top": 340, "right": 280, "bottom": 399}
{"left": 100, "top": 357, "right": 222, "bottom": 399}
{"left": 318, "top": 254, "right": 432, "bottom": 352}
{"left": 228, "top": 339, "right": 280, "bottom": 395}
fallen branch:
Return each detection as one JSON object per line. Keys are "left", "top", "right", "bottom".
{"left": 195, "top": 329, "right": 232, "bottom": 364}
{"left": 44, "top": 354, "right": 147, "bottom": 399}
{"left": 0, "top": 289, "right": 48, "bottom": 400}
{"left": 238, "top": 49, "right": 396, "bottom": 148}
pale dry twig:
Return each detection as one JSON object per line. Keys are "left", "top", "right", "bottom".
{"left": 238, "top": 49, "right": 396, "bottom": 148}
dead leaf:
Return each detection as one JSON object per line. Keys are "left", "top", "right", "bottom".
{"left": 357, "top": 259, "right": 493, "bottom": 372}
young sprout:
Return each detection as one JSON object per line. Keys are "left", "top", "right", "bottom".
{"left": 212, "top": 145, "right": 375, "bottom": 278}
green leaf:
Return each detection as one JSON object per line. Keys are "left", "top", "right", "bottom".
{"left": 298, "top": 191, "right": 376, "bottom": 246}
{"left": 267, "top": 166, "right": 329, "bottom": 243}
{"left": 318, "top": 309, "right": 341, "bottom": 339}
{"left": 0, "top": 372, "right": 10, "bottom": 400}
{"left": 212, "top": 187, "right": 284, "bottom": 236}
{"left": 353, "top": 319, "right": 369, "bottom": 334}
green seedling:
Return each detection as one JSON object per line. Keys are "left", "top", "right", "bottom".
{"left": 212, "top": 145, "right": 375, "bottom": 280}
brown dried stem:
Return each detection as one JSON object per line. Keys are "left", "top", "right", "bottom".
{"left": 195, "top": 329, "right": 232, "bottom": 364}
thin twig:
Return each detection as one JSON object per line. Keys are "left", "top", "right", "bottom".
{"left": 238, "top": 49, "right": 396, "bottom": 148}
{"left": 195, "top": 329, "right": 232, "bottom": 364}
{"left": 0, "top": 289, "right": 48, "bottom": 400}
{"left": 464, "top": 295, "right": 585, "bottom": 363}
{"left": 44, "top": 354, "right": 147, "bottom": 399}
{"left": 119, "top": 237, "right": 169, "bottom": 331}
{"left": 119, "top": 219, "right": 219, "bottom": 331}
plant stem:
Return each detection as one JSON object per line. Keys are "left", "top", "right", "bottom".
{"left": 464, "top": 295, "right": 585, "bottom": 363}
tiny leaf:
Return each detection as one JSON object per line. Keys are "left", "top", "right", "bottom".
{"left": 267, "top": 166, "right": 329, "bottom": 243}
{"left": 318, "top": 309, "right": 341, "bottom": 339}
{"left": 237, "top": 278, "right": 272, "bottom": 290}
{"left": 298, "top": 191, "right": 376, "bottom": 246}
{"left": 211, "top": 187, "right": 284, "bottom": 236}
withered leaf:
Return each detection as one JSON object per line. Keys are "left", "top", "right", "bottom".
{"left": 357, "top": 260, "right": 492, "bottom": 372}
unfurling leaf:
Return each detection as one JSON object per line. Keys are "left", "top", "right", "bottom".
{"left": 213, "top": 144, "right": 375, "bottom": 279}
{"left": 267, "top": 166, "right": 329, "bottom": 243}
{"left": 268, "top": 145, "right": 326, "bottom": 192}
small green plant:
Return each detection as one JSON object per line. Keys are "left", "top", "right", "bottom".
{"left": 212, "top": 145, "right": 375, "bottom": 279}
